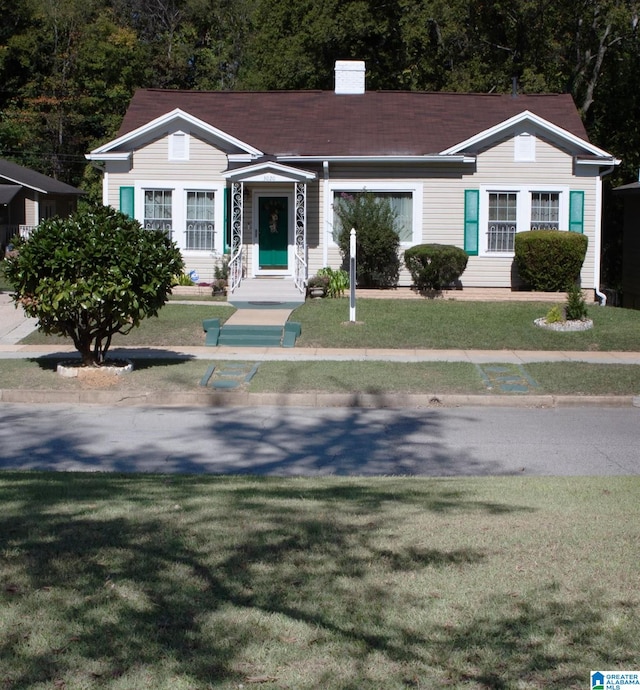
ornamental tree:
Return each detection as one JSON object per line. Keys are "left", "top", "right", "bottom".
{"left": 6, "top": 205, "right": 183, "bottom": 366}
{"left": 334, "top": 192, "right": 400, "bottom": 288}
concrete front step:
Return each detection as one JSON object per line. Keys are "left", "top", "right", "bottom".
{"left": 229, "top": 278, "right": 304, "bottom": 304}
{"left": 213, "top": 323, "right": 301, "bottom": 348}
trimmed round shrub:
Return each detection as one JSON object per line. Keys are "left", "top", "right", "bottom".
{"left": 514, "top": 230, "right": 588, "bottom": 291}
{"left": 404, "top": 243, "right": 469, "bottom": 291}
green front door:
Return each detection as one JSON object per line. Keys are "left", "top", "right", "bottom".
{"left": 258, "top": 196, "right": 288, "bottom": 269}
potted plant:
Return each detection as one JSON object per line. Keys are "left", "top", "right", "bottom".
{"left": 307, "top": 274, "right": 330, "bottom": 298}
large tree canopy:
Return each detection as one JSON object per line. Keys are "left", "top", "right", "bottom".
{"left": 5, "top": 205, "right": 184, "bottom": 366}
{"left": 0, "top": 0, "right": 637, "bottom": 282}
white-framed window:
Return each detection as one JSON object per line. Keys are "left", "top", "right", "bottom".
{"left": 487, "top": 192, "right": 517, "bottom": 252}
{"left": 530, "top": 192, "right": 559, "bottom": 230}
{"left": 186, "top": 191, "right": 215, "bottom": 250}
{"left": 137, "top": 182, "right": 225, "bottom": 253}
{"left": 144, "top": 189, "right": 173, "bottom": 239}
{"left": 169, "top": 131, "right": 189, "bottom": 161}
{"left": 480, "top": 186, "right": 568, "bottom": 255}
{"left": 328, "top": 182, "right": 422, "bottom": 245}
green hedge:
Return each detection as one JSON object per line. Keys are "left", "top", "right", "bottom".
{"left": 514, "top": 230, "right": 588, "bottom": 291}
{"left": 404, "top": 243, "right": 469, "bottom": 290}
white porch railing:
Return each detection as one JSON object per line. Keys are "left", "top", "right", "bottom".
{"left": 228, "top": 246, "right": 243, "bottom": 293}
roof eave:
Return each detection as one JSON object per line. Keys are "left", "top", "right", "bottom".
{"left": 575, "top": 156, "right": 621, "bottom": 167}
{"left": 85, "top": 152, "right": 132, "bottom": 162}
{"left": 276, "top": 155, "right": 476, "bottom": 164}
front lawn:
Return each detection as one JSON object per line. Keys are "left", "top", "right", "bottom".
{"left": 20, "top": 304, "right": 235, "bottom": 348}
{"left": 292, "top": 299, "right": 640, "bottom": 351}
{"left": 18, "top": 299, "right": 640, "bottom": 351}
{"left": 1, "top": 473, "right": 637, "bottom": 689}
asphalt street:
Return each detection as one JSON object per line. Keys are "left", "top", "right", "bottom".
{"left": 1, "top": 403, "right": 638, "bottom": 476}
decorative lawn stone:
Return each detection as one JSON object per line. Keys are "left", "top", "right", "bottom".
{"left": 57, "top": 359, "right": 134, "bottom": 378}
{"left": 534, "top": 317, "right": 594, "bottom": 332}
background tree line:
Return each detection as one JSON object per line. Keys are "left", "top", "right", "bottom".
{"left": 1, "top": 0, "right": 638, "bottom": 285}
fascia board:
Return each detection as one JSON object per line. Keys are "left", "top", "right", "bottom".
{"left": 88, "top": 108, "right": 263, "bottom": 157}
{"left": 440, "top": 110, "right": 613, "bottom": 159}
{"left": 85, "top": 152, "right": 131, "bottom": 161}
{"left": 276, "top": 155, "right": 475, "bottom": 164}
{"left": 575, "top": 157, "right": 621, "bottom": 167}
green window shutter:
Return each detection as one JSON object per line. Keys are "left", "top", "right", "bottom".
{"left": 464, "top": 189, "right": 479, "bottom": 255}
{"left": 119, "top": 186, "right": 134, "bottom": 217}
{"left": 569, "top": 191, "right": 584, "bottom": 233}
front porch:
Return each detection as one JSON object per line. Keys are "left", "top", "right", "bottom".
{"left": 223, "top": 161, "right": 317, "bottom": 296}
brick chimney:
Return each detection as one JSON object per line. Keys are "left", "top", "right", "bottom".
{"left": 334, "top": 60, "right": 365, "bottom": 95}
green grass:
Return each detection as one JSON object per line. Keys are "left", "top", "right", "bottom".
{"left": 1, "top": 359, "right": 639, "bottom": 396}
{"left": 20, "top": 304, "right": 235, "bottom": 348}
{"left": 0, "top": 473, "right": 638, "bottom": 689}
{"left": 17, "top": 298, "right": 640, "bottom": 351}
{"left": 291, "top": 298, "right": 640, "bottom": 351}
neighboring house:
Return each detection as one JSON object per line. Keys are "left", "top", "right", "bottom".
{"left": 0, "top": 158, "right": 84, "bottom": 252}
{"left": 87, "top": 60, "right": 619, "bottom": 298}
{"left": 613, "top": 180, "right": 640, "bottom": 309}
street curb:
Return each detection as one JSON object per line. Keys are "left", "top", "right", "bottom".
{"left": 1, "top": 388, "right": 637, "bottom": 409}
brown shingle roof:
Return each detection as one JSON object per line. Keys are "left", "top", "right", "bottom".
{"left": 118, "top": 89, "right": 589, "bottom": 157}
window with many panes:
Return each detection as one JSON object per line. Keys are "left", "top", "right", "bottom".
{"left": 487, "top": 192, "right": 517, "bottom": 252}
{"left": 530, "top": 192, "right": 559, "bottom": 230}
{"left": 332, "top": 191, "right": 414, "bottom": 243}
{"left": 144, "top": 190, "right": 172, "bottom": 239}
{"left": 185, "top": 191, "right": 215, "bottom": 250}
{"left": 484, "top": 189, "right": 566, "bottom": 253}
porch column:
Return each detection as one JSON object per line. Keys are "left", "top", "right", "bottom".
{"left": 294, "top": 181, "right": 307, "bottom": 290}
{"left": 229, "top": 181, "right": 244, "bottom": 291}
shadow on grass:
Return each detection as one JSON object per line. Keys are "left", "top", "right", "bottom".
{"left": 0, "top": 474, "right": 635, "bottom": 688}
{"left": 0, "top": 473, "right": 526, "bottom": 688}
{"left": 34, "top": 351, "right": 196, "bottom": 371}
